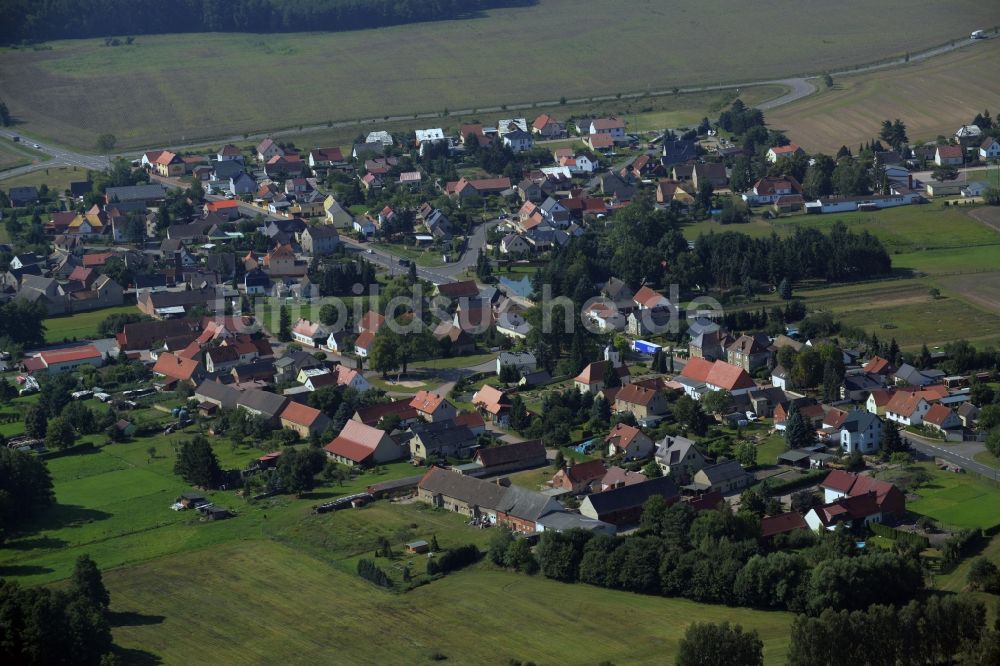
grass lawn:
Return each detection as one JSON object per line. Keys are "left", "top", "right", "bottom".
{"left": 43, "top": 304, "right": 140, "bottom": 343}
{"left": 106, "top": 540, "right": 793, "bottom": 665}
{"left": 373, "top": 242, "right": 451, "bottom": 268}
{"left": 506, "top": 465, "right": 557, "bottom": 491}
{"left": 880, "top": 462, "right": 1000, "bottom": 531}
{"left": 0, "top": 422, "right": 423, "bottom": 585}
{"left": 934, "top": 531, "right": 1000, "bottom": 595}
{"left": 0, "top": 164, "right": 88, "bottom": 192}
{"left": 3, "top": 1, "right": 997, "bottom": 149}
{"left": 767, "top": 38, "right": 1000, "bottom": 152}
{"left": 409, "top": 352, "right": 496, "bottom": 371}
{"left": 757, "top": 433, "right": 788, "bottom": 466}
{"left": 0, "top": 139, "right": 50, "bottom": 171}
{"left": 975, "top": 450, "right": 1000, "bottom": 470}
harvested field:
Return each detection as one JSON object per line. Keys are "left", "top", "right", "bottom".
{"left": 2, "top": 0, "right": 998, "bottom": 149}
{"left": 767, "top": 38, "right": 1000, "bottom": 153}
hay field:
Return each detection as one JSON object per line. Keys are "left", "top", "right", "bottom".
{"left": 2, "top": 0, "right": 998, "bottom": 150}
{"left": 767, "top": 38, "right": 1000, "bottom": 153}
{"left": 107, "top": 541, "right": 794, "bottom": 665}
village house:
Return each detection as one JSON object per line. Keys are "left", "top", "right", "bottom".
{"left": 465, "top": 439, "right": 546, "bottom": 477}
{"left": 291, "top": 319, "right": 329, "bottom": 348}
{"left": 574, "top": 359, "right": 630, "bottom": 394}
{"left": 741, "top": 175, "right": 802, "bottom": 206}
{"left": 325, "top": 419, "right": 404, "bottom": 466}
{"left": 605, "top": 423, "right": 654, "bottom": 460}
{"left": 686, "top": 460, "right": 753, "bottom": 494}
{"left": 934, "top": 144, "right": 964, "bottom": 166}
{"left": 688, "top": 326, "right": 731, "bottom": 361}
{"left": 980, "top": 137, "right": 1000, "bottom": 160}
{"left": 410, "top": 390, "right": 458, "bottom": 422}
{"left": 471, "top": 385, "right": 512, "bottom": 425}
{"left": 726, "top": 333, "right": 772, "bottom": 372}
{"left": 922, "top": 403, "right": 962, "bottom": 437}
{"left": 677, "top": 357, "right": 756, "bottom": 399}
{"left": 236, "top": 390, "right": 288, "bottom": 424}
{"left": 613, "top": 383, "right": 669, "bottom": 420}
{"left": 300, "top": 225, "right": 340, "bottom": 255}
{"left": 409, "top": 420, "right": 477, "bottom": 463}
{"left": 353, "top": 399, "right": 420, "bottom": 428}
{"left": 766, "top": 144, "right": 804, "bottom": 163}
{"left": 152, "top": 352, "right": 203, "bottom": 387}
{"left": 579, "top": 476, "right": 679, "bottom": 526}
{"left": 839, "top": 410, "right": 883, "bottom": 454}
{"left": 600, "top": 466, "right": 648, "bottom": 492}
{"left": 884, "top": 391, "right": 932, "bottom": 426}
{"left": 550, "top": 459, "right": 607, "bottom": 494}
{"left": 278, "top": 401, "right": 331, "bottom": 438}
{"left": 654, "top": 435, "right": 707, "bottom": 478}
{"left": 532, "top": 114, "right": 566, "bottom": 139}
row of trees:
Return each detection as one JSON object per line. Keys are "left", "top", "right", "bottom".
{"left": 3, "top": 0, "right": 530, "bottom": 42}
{"left": 0, "top": 555, "right": 116, "bottom": 664}
{"left": 532, "top": 499, "right": 925, "bottom": 614}
{"left": 788, "top": 597, "right": 996, "bottom": 666}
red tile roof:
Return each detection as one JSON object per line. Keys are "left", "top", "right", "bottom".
{"left": 324, "top": 420, "right": 386, "bottom": 463}
{"left": 634, "top": 285, "right": 668, "bottom": 308}
{"left": 354, "top": 330, "right": 375, "bottom": 351}
{"left": 279, "top": 401, "right": 326, "bottom": 428}
{"left": 615, "top": 383, "right": 660, "bottom": 407}
{"left": 354, "top": 399, "right": 419, "bottom": 426}
{"left": 864, "top": 356, "right": 891, "bottom": 374}
{"left": 680, "top": 358, "right": 755, "bottom": 391}
{"left": 760, "top": 512, "right": 808, "bottom": 538}
{"left": 153, "top": 352, "right": 200, "bottom": 381}
{"left": 923, "top": 403, "right": 954, "bottom": 427}
{"left": 38, "top": 344, "right": 101, "bottom": 366}
{"left": 605, "top": 423, "right": 646, "bottom": 453}
{"left": 937, "top": 145, "right": 963, "bottom": 159}
{"left": 410, "top": 390, "right": 449, "bottom": 415}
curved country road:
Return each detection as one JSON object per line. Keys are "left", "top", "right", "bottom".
{"left": 0, "top": 33, "right": 987, "bottom": 179}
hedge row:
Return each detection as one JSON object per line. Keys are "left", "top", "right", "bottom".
{"left": 869, "top": 522, "right": 930, "bottom": 549}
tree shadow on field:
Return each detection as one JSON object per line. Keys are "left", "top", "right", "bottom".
{"left": 109, "top": 610, "right": 166, "bottom": 628}
{"left": 3, "top": 535, "right": 68, "bottom": 550}
{"left": 0, "top": 564, "right": 54, "bottom": 577}
{"left": 29, "top": 503, "right": 113, "bottom": 532}
{"left": 109, "top": 646, "right": 163, "bottom": 665}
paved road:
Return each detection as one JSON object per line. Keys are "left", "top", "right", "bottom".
{"left": 903, "top": 432, "right": 1000, "bottom": 482}
{"left": 1, "top": 34, "right": 987, "bottom": 181}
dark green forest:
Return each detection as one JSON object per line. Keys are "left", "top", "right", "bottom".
{"left": 0, "top": 0, "right": 534, "bottom": 43}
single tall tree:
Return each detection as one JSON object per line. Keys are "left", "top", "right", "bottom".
{"left": 278, "top": 305, "right": 292, "bottom": 342}
{"left": 174, "top": 435, "right": 221, "bottom": 488}
{"left": 71, "top": 554, "right": 110, "bottom": 610}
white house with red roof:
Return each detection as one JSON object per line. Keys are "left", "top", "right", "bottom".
{"left": 808, "top": 470, "right": 906, "bottom": 530}
{"left": 633, "top": 285, "right": 670, "bottom": 310}
{"left": 589, "top": 118, "right": 625, "bottom": 139}
{"left": 741, "top": 175, "right": 802, "bottom": 205}
{"left": 935, "top": 144, "right": 963, "bottom": 166}
{"left": 23, "top": 345, "right": 104, "bottom": 375}
{"left": 766, "top": 144, "right": 805, "bottom": 163}
{"left": 291, "top": 319, "right": 329, "bottom": 348}
{"left": 324, "top": 420, "right": 403, "bottom": 466}
{"left": 677, "top": 357, "right": 755, "bottom": 399}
